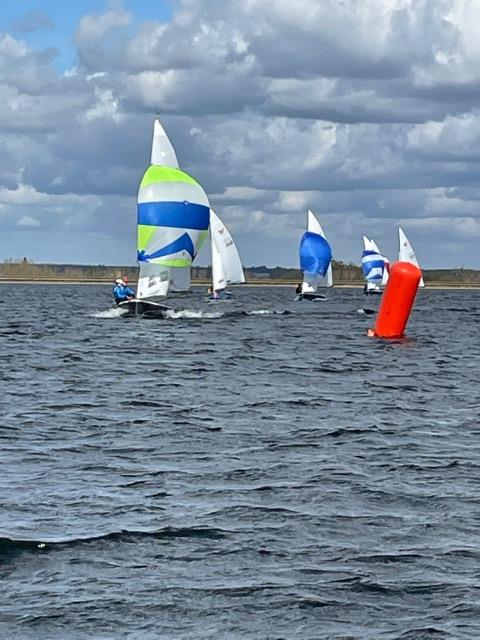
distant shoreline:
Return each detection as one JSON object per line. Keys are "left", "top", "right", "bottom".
{"left": 0, "top": 279, "right": 479, "bottom": 289}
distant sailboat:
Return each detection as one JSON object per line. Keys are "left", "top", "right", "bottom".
{"left": 362, "top": 236, "right": 389, "bottom": 295}
{"left": 208, "top": 209, "right": 245, "bottom": 300}
{"left": 370, "top": 238, "right": 390, "bottom": 287}
{"left": 398, "top": 227, "right": 425, "bottom": 287}
{"left": 119, "top": 118, "right": 210, "bottom": 314}
{"left": 297, "top": 210, "right": 333, "bottom": 301}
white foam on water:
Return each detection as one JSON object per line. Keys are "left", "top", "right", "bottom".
{"left": 163, "top": 309, "right": 224, "bottom": 320}
{"left": 93, "top": 307, "right": 129, "bottom": 319}
{"left": 247, "top": 309, "right": 279, "bottom": 315}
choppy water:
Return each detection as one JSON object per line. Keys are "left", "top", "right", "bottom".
{"left": 1, "top": 284, "right": 479, "bottom": 639}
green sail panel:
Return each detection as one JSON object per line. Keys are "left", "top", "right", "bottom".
{"left": 137, "top": 166, "right": 210, "bottom": 267}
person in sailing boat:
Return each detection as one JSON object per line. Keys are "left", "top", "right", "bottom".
{"left": 112, "top": 278, "right": 135, "bottom": 305}
{"left": 295, "top": 283, "right": 302, "bottom": 295}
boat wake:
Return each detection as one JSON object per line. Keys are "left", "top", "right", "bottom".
{"left": 245, "top": 309, "right": 291, "bottom": 316}
{"left": 93, "top": 307, "right": 292, "bottom": 321}
{"left": 93, "top": 307, "right": 129, "bottom": 319}
{"left": 163, "top": 309, "right": 224, "bottom": 320}
{"left": 162, "top": 308, "right": 292, "bottom": 320}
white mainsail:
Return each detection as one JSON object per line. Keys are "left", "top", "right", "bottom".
{"left": 210, "top": 209, "right": 245, "bottom": 291}
{"left": 301, "top": 210, "right": 333, "bottom": 292}
{"left": 137, "top": 262, "right": 170, "bottom": 299}
{"left": 398, "top": 227, "right": 425, "bottom": 287}
{"left": 150, "top": 118, "right": 179, "bottom": 168}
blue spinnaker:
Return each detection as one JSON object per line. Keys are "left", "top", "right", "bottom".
{"left": 300, "top": 231, "right": 332, "bottom": 276}
{"left": 362, "top": 249, "right": 385, "bottom": 283}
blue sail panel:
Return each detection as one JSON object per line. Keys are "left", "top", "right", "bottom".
{"left": 138, "top": 201, "right": 210, "bottom": 230}
{"left": 362, "top": 249, "right": 385, "bottom": 282}
{"left": 138, "top": 232, "right": 195, "bottom": 262}
{"left": 300, "top": 231, "right": 332, "bottom": 277}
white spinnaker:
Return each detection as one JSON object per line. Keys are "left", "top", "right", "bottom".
{"left": 398, "top": 227, "right": 425, "bottom": 287}
{"left": 150, "top": 118, "right": 179, "bottom": 168}
{"left": 369, "top": 237, "right": 390, "bottom": 286}
{"left": 137, "top": 262, "right": 170, "bottom": 299}
{"left": 210, "top": 209, "right": 245, "bottom": 290}
{"left": 301, "top": 210, "right": 333, "bottom": 292}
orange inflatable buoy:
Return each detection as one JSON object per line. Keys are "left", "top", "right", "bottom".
{"left": 369, "top": 261, "right": 422, "bottom": 338}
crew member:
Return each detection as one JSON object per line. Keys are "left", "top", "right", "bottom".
{"left": 112, "top": 278, "right": 135, "bottom": 305}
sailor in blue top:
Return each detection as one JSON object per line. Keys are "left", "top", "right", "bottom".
{"left": 112, "top": 278, "right": 135, "bottom": 305}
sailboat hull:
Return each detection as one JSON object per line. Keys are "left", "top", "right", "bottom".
{"left": 295, "top": 292, "right": 327, "bottom": 301}
{"left": 118, "top": 299, "right": 171, "bottom": 317}
{"left": 363, "top": 284, "right": 383, "bottom": 295}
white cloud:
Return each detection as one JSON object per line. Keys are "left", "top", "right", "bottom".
{"left": 17, "top": 215, "right": 41, "bottom": 227}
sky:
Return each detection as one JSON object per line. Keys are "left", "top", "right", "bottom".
{"left": 1, "top": 0, "right": 480, "bottom": 268}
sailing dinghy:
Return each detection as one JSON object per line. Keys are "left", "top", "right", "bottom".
{"left": 119, "top": 119, "right": 210, "bottom": 315}
{"left": 362, "top": 236, "right": 389, "bottom": 295}
{"left": 207, "top": 209, "right": 245, "bottom": 300}
{"left": 296, "top": 210, "right": 333, "bottom": 301}
{"left": 398, "top": 227, "right": 424, "bottom": 287}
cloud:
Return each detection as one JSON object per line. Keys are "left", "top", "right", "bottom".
{"left": 1, "top": 0, "right": 480, "bottom": 267}
{"left": 17, "top": 215, "right": 41, "bottom": 227}
{"left": 11, "top": 11, "right": 53, "bottom": 34}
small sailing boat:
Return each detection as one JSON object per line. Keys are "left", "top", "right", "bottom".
{"left": 119, "top": 119, "right": 210, "bottom": 315}
{"left": 296, "top": 210, "right": 333, "bottom": 301}
{"left": 362, "top": 236, "right": 389, "bottom": 295}
{"left": 207, "top": 209, "right": 245, "bottom": 300}
{"left": 398, "top": 227, "right": 424, "bottom": 287}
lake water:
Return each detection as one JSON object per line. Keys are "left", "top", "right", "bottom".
{"left": 1, "top": 284, "right": 479, "bottom": 639}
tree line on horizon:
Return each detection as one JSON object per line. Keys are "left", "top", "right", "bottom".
{"left": 1, "top": 258, "right": 479, "bottom": 284}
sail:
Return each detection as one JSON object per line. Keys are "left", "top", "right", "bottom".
{"left": 137, "top": 262, "right": 170, "bottom": 299}
{"left": 301, "top": 211, "right": 333, "bottom": 292}
{"left": 151, "top": 118, "right": 190, "bottom": 293}
{"left": 136, "top": 165, "right": 210, "bottom": 299}
{"left": 151, "top": 118, "right": 179, "bottom": 168}
{"left": 300, "top": 233, "right": 332, "bottom": 292}
{"left": 369, "top": 238, "right": 390, "bottom": 286}
{"left": 398, "top": 227, "right": 424, "bottom": 287}
{"left": 362, "top": 236, "right": 386, "bottom": 284}
{"left": 211, "top": 232, "right": 226, "bottom": 291}
{"left": 210, "top": 209, "right": 245, "bottom": 290}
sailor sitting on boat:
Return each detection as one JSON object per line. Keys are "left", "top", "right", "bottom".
{"left": 112, "top": 278, "right": 135, "bottom": 305}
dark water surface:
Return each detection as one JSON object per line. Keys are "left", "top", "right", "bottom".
{"left": 1, "top": 284, "right": 479, "bottom": 639}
